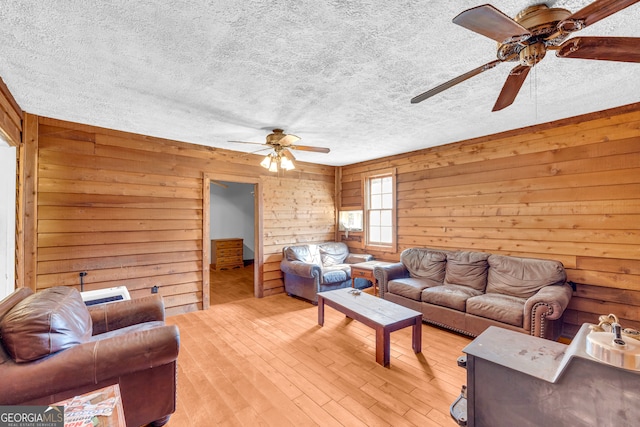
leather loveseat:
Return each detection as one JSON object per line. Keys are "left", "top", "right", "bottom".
{"left": 374, "top": 248, "right": 572, "bottom": 340}
{"left": 0, "top": 286, "right": 179, "bottom": 427}
{"left": 281, "top": 242, "right": 373, "bottom": 304}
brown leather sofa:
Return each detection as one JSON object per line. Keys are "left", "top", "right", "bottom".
{"left": 0, "top": 286, "right": 179, "bottom": 427}
{"left": 281, "top": 242, "right": 373, "bottom": 304}
{"left": 374, "top": 248, "right": 573, "bottom": 340}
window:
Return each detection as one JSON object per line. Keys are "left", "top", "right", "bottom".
{"left": 364, "top": 169, "right": 396, "bottom": 250}
{"left": 338, "top": 210, "right": 363, "bottom": 232}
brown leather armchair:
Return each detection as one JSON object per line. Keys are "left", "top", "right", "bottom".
{"left": 281, "top": 242, "right": 374, "bottom": 304}
{"left": 0, "top": 287, "right": 179, "bottom": 427}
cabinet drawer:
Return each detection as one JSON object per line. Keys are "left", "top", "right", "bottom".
{"left": 217, "top": 248, "right": 242, "bottom": 257}
{"left": 215, "top": 240, "right": 242, "bottom": 249}
{"left": 352, "top": 269, "right": 374, "bottom": 280}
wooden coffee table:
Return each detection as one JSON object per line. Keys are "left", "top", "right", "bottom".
{"left": 317, "top": 287, "right": 422, "bottom": 367}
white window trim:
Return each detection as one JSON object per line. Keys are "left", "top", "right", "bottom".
{"left": 362, "top": 168, "right": 397, "bottom": 253}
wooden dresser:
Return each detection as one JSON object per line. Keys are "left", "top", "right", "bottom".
{"left": 211, "top": 238, "right": 244, "bottom": 271}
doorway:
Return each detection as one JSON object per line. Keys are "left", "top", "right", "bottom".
{"left": 203, "top": 174, "right": 263, "bottom": 307}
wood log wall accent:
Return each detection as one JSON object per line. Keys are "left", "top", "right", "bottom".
{"left": 339, "top": 102, "right": 640, "bottom": 337}
{"left": 0, "top": 76, "right": 22, "bottom": 146}
{"left": 23, "top": 114, "right": 335, "bottom": 316}
{"left": 0, "top": 78, "right": 23, "bottom": 289}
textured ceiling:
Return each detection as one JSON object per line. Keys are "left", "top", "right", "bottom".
{"left": 0, "top": 1, "right": 639, "bottom": 166}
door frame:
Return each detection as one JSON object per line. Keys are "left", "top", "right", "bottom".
{"left": 203, "top": 173, "right": 263, "bottom": 309}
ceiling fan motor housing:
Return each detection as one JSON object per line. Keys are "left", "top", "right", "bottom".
{"left": 266, "top": 128, "right": 285, "bottom": 145}
{"left": 519, "top": 42, "right": 547, "bottom": 66}
{"left": 497, "top": 4, "right": 572, "bottom": 64}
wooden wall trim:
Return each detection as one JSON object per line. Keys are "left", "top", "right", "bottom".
{"left": 0, "top": 76, "right": 22, "bottom": 147}
{"left": 15, "top": 143, "right": 25, "bottom": 288}
{"left": 202, "top": 175, "right": 211, "bottom": 309}
{"left": 205, "top": 172, "right": 264, "bottom": 298}
{"left": 22, "top": 113, "right": 38, "bottom": 291}
{"left": 254, "top": 179, "right": 264, "bottom": 298}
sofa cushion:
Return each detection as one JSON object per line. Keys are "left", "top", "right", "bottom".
{"left": 319, "top": 242, "right": 349, "bottom": 266}
{"left": 285, "top": 244, "right": 321, "bottom": 265}
{"left": 422, "top": 285, "right": 483, "bottom": 311}
{"left": 321, "top": 265, "right": 350, "bottom": 284}
{"left": 0, "top": 287, "right": 92, "bottom": 363}
{"left": 388, "top": 277, "right": 437, "bottom": 301}
{"left": 466, "top": 293, "right": 526, "bottom": 327}
{"left": 444, "top": 251, "right": 490, "bottom": 291}
{"left": 401, "top": 248, "right": 447, "bottom": 282}
{"left": 486, "top": 255, "right": 567, "bottom": 299}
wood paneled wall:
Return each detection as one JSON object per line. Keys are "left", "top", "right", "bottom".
{"left": 262, "top": 176, "right": 337, "bottom": 295}
{"left": 22, "top": 114, "right": 335, "bottom": 315}
{"left": 339, "top": 103, "right": 640, "bottom": 337}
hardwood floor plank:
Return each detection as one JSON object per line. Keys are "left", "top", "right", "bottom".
{"left": 336, "top": 395, "right": 391, "bottom": 427}
{"left": 292, "top": 395, "right": 342, "bottom": 427}
{"left": 360, "top": 382, "right": 411, "bottom": 416}
{"left": 369, "top": 401, "right": 417, "bottom": 427}
{"left": 268, "top": 357, "right": 332, "bottom": 406}
{"left": 404, "top": 408, "right": 442, "bottom": 427}
{"left": 322, "top": 399, "right": 370, "bottom": 427}
{"left": 164, "top": 265, "right": 470, "bottom": 426}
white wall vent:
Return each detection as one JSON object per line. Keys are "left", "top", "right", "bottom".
{"left": 81, "top": 286, "right": 131, "bottom": 306}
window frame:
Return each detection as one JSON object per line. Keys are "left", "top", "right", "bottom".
{"left": 362, "top": 168, "right": 397, "bottom": 252}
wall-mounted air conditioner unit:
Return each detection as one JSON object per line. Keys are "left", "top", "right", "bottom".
{"left": 81, "top": 286, "right": 131, "bottom": 306}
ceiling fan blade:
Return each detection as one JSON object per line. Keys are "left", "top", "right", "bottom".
{"left": 411, "top": 59, "right": 502, "bottom": 104}
{"left": 290, "top": 145, "right": 330, "bottom": 153}
{"left": 228, "top": 140, "right": 266, "bottom": 146}
{"left": 281, "top": 148, "right": 296, "bottom": 160}
{"left": 556, "top": 37, "right": 640, "bottom": 62}
{"left": 453, "top": 4, "right": 531, "bottom": 43}
{"left": 492, "top": 65, "right": 531, "bottom": 112}
{"left": 558, "top": 0, "right": 640, "bottom": 32}
{"left": 278, "top": 134, "right": 301, "bottom": 146}
{"left": 250, "top": 147, "right": 273, "bottom": 154}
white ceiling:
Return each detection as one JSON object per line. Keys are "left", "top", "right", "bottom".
{"left": 0, "top": 1, "right": 638, "bottom": 166}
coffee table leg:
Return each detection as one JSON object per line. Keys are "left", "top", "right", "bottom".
{"left": 376, "top": 327, "right": 391, "bottom": 367}
{"left": 412, "top": 316, "right": 422, "bottom": 353}
{"left": 318, "top": 295, "right": 325, "bottom": 326}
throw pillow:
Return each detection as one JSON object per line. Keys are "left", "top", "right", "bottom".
{"left": 444, "top": 251, "right": 490, "bottom": 291}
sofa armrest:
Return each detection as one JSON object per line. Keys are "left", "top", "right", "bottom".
{"left": 89, "top": 294, "right": 165, "bottom": 335}
{"left": 524, "top": 283, "right": 573, "bottom": 338}
{"left": 280, "top": 259, "right": 321, "bottom": 279}
{"left": 0, "top": 324, "right": 180, "bottom": 405}
{"left": 374, "top": 262, "right": 409, "bottom": 297}
{"left": 345, "top": 253, "right": 374, "bottom": 264}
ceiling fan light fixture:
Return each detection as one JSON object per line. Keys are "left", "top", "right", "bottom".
{"left": 260, "top": 154, "right": 273, "bottom": 169}
{"left": 280, "top": 156, "right": 295, "bottom": 171}
{"left": 268, "top": 155, "right": 279, "bottom": 173}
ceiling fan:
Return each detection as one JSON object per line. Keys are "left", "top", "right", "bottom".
{"left": 229, "top": 129, "right": 330, "bottom": 172}
{"left": 411, "top": 0, "right": 640, "bottom": 111}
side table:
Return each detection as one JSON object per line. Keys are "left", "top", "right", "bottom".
{"left": 350, "top": 261, "right": 394, "bottom": 296}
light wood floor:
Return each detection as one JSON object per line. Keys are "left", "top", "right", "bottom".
{"left": 165, "top": 266, "right": 472, "bottom": 426}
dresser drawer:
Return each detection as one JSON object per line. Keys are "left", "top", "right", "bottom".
{"left": 215, "top": 240, "right": 242, "bottom": 249}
